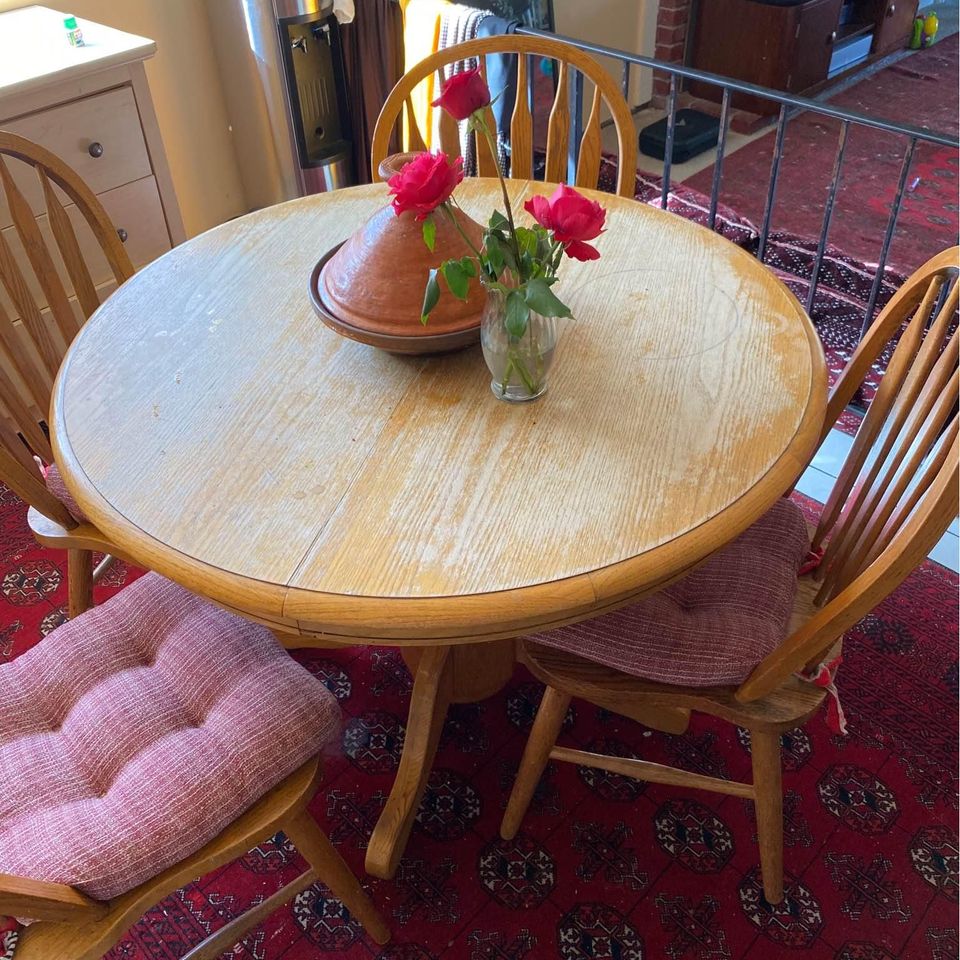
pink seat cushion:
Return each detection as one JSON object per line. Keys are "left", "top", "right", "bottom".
{"left": 0, "top": 573, "right": 340, "bottom": 902}
{"left": 530, "top": 498, "right": 810, "bottom": 687}
{"left": 42, "top": 462, "right": 86, "bottom": 524}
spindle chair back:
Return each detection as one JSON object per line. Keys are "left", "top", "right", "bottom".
{"left": 0, "top": 131, "right": 135, "bottom": 613}
{"left": 372, "top": 35, "right": 638, "bottom": 196}
{"left": 740, "top": 246, "right": 959, "bottom": 701}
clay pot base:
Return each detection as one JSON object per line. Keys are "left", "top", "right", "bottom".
{"left": 308, "top": 246, "right": 480, "bottom": 355}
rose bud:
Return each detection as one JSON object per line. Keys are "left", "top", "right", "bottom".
{"left": 387, "top": 151, "right": 465, "bottom": 221}
{"left": 431, "top": 66, "right": 492, "bottom": 121}
{"left": 524, "top": 183, "right": 607, "bottom": 261}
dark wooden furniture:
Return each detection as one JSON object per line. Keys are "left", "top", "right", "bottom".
{"left": 689, "top": 0, "right": 919, "bottom": 114}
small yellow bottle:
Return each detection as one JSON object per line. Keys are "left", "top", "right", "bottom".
{"left": 922, "top": 12, "right": 939, "bottom": 46}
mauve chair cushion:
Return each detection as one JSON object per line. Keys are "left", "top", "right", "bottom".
{"left": 42, "top": 462, "right": 86, "bottom": 524}
{"left": 530, "top": 498, "right": 810, "bottom": 686}
{"left": 0, "top": 573, "right": 340, "bottom": 902}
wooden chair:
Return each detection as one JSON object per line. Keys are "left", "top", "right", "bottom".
{"left": 371, "top": 35, "right": 639, "bottom": 197}
{"left": 0, "top": 574, "right": 390, "bottom": 959}
{"left": 3, "top": 761, "right": 389, "bottom": 960}
{"left": 501, "top": 246, "right": 960, "bottom": 904}
{"left": 0, "top": 131, "right": 136, "bottom": 617}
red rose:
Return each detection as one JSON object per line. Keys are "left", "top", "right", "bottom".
{"left": 524, "top": 184, "right": 607, "bottom": 261}
{"left": 431, "top": 66, "right": 491, "bottom": 121}
{"left": 388, "top": 151, "right": 464, "bottom": 221}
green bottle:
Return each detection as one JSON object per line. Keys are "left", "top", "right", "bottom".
{"left": 910, "top": 15, "right": 924, "bottom": 49}
{"left": 64, "top": 14, "right": 84, "bottom": 47}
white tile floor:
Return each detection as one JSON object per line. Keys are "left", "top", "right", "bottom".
{"left": 795, "top": 427, "right": 960, "bottom": 573}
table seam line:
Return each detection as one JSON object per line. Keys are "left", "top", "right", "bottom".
{"left": 281, "top": 356, "right": 432, "bottom": 605}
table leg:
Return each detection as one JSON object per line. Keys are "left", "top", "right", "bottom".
{"left": 365, "top": 645, "right": 452, "bottom": 879}
{"left": 364, "top": 639, "right": 516, "bottom": 879}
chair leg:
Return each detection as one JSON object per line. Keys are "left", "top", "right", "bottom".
{"left": 284, "top": 809, "right": 391, "bottom": 945}
{"left": 67, "top": 549, "right": 93, "bottom": 618}
{"left": 750, "top": 728, "right": 784, "bottom": 904}
{"left": 501, "top": 685, "right": 571, "bottom": 840}
{"left": 181, "top": 866, "right": 322, "bottom": 960}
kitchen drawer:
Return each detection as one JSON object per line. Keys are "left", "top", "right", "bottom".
{"left": 0, "top": 85, "right": 151, "bottom": 228}
{"left": 0, "top": 175, "right": 170, "bottom": 314}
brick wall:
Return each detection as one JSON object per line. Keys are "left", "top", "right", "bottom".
{"left": 652, "top": 0, "right": 694, "bottom": 106}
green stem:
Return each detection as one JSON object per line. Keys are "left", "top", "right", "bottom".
{"left": 440, "top": 202, "right": 483, "bottom": 261}
{"left": 499, "top": 355, "right": 514, "bottom": 397}
{"left": 510, "top": 349, "right": 539, "bottom": 395}
{"left": 476, "top": 114, "right": 523, "bottom": 279}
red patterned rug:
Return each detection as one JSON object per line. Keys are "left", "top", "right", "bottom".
{"left": 684, "top": 41, "right": 960, "bottom": 280}
{"left": 1, "top": 484, "right": 957, "bottom": 960}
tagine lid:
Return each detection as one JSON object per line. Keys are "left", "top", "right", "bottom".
{"left": 317, "top": 154, "right": 485, "bottom": 337}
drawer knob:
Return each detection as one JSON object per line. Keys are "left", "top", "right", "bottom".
{"left": 887, "top": 2, "right": 895, "bottom": 12}
{"left": 88, "top": 141, "right": 104, "bottom": 158}
{"left": 117, "top": 228, "right": 128, "bottom": 243}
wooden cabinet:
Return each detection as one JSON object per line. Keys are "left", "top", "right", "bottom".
{"left": 690, "top": 0, "right": 918, "bottom": 114}
{"left": 0, "top": 6, "right": 184, "bottom": 284}
{"left": 794, "top": 0, "right": 848, "bottom": 92}
{"left": 873, "top": 0, "right": 920, "bottom": 54}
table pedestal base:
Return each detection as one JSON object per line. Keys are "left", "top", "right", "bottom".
{"left": 364, "top": 639, "right": 515, "bottom": 880}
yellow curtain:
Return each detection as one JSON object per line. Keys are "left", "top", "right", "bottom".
{"left": 400, "top": 0, "right": 449, "bottom": 150}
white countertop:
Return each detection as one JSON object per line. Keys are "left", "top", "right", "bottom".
{"left": 0, "top": 5, "right": 156, "bottom": 99}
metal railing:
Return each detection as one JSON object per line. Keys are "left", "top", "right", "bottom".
{"left": 515, "top": 26, "right": 959, "bottom": 337}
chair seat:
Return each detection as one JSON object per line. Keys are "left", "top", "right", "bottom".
{"left": 0, "top": 573, "right": 340, "bottom": 902}
{"left": 41, "top": 462, "right": 86, "bottom": 524}
{"left": 530, "top": 498, "right": 810, "bottom": 687}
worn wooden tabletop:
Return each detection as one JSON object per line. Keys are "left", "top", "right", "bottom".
{"left": 53, "top": 178, "right": 826, "bottom": 644}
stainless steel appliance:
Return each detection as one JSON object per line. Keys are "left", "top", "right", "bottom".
{"left": 207, "top": 0, "right": 354, "bottom": 210}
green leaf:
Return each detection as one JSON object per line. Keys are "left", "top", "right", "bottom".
{"left": 524, "top": 277, "right": 572, "bottom": 318}
{"left": 505, "top": 289, "right": 530, "bottom": 338}
{"left": 515, "top": 227, "right": 538, "bottom": 258}
{"left": 422, "top": 216, "right": 436, "bottom": 252}
{"left": 535, "top": 228, "right": 552, "bottom": 262}
{"left": 488, "top": 210, "right": 509, "bottom": 232}
{"left": 461, "top": 256, "right": 477, "bottom": 277}
{"left": 421, "top": 268, "right": 440, "bottom": 324}
{"left": 484, "top": 234, "right": 505, "bottom": 277}
{"left": 499, "top": 240, "right": 518, "bottom": 275}
{"left": 520, "top": 252, "right": 534, "bottom": 281}
{"left": 442, "top": 260, "right": 470, "bottom": 301}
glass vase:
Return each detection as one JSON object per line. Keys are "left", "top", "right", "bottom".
{"left": 480, "top": 285, "right": 559, "bottom": 402}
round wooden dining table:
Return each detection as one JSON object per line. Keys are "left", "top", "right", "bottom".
{"left": 52, "top": 178, "right": 827, "bottom": 879}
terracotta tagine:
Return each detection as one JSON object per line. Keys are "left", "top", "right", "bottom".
{"left": 312, "top": 153, "right": 485, "bottom": 354}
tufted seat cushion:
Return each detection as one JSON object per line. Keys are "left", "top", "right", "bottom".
{"left": 530, "top": 498, "right": 810, "bottom": 687}
{"left": 0, "top": 573, "right": 340, "bottom": 902}
{"left": 41, "top": 462, "right": 87, "bottom": 524}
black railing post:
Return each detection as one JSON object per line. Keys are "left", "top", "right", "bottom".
{"left": 708, "top": 88, "right": 731, "bottom": 231}
{"left": 758, "top": 105, "right": 788, "bottom": 263}
{"left": 661, "top": 74, "right": 679, "bottom": 210}
{"left": 805, "top": 121, "right": 850, "bottom": 315}
{"left": 860, "top": 137, "right": 917, "bottom": 337}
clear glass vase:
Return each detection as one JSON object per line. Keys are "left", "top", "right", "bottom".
{"left": 480, "top": 285, "right": 559, "bottom": 402}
